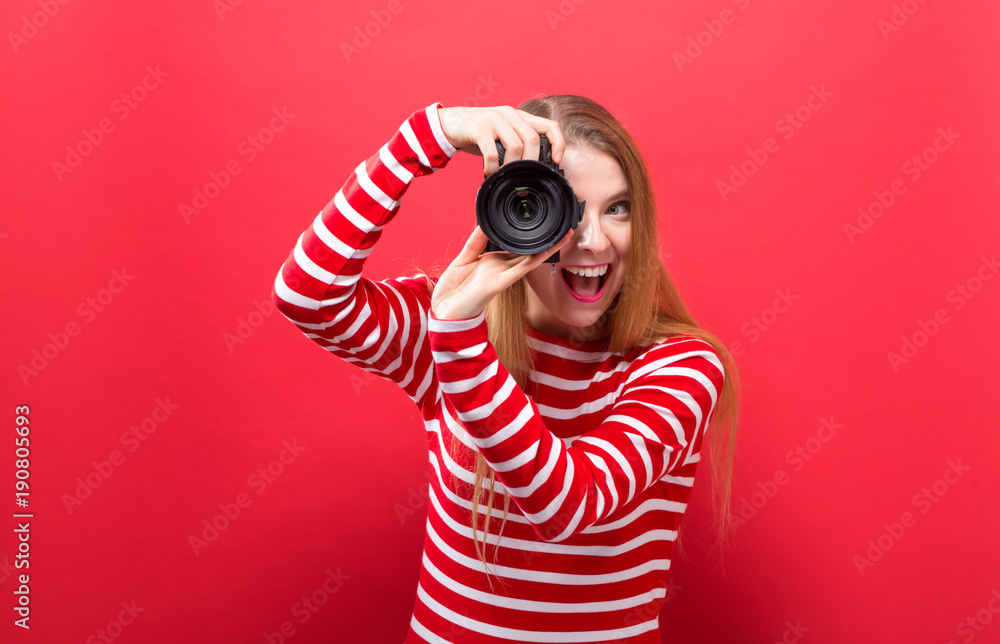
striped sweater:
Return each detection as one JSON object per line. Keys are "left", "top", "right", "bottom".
{"left": 271, "top": 103, "right": 725, "bottom": 643}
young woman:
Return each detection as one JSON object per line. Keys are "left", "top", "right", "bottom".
{"left": 271, "top": 96, "right": 740, "bottom": 643}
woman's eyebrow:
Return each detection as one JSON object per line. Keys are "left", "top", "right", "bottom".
{"left": 603, "top": 189, "right": 630, "bottom": 202}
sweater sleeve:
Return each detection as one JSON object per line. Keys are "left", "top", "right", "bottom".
{"left": 426, "top": 309, "right": 725, "bottom": 543}
{"left": 271, "top": 103, "right": 458, "bottom": 409}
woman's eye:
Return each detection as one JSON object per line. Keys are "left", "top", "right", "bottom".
{"left": 607, "top": 201, "right": 630, "bottom": 216}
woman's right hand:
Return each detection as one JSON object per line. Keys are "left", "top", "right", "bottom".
{"left": 437, "top": 105, "right": 566, "bottom": 176}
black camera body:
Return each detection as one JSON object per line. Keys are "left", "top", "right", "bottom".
{"left": 475, "top": 135, "right": 585, "bottom": 265}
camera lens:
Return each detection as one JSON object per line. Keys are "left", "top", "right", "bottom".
{"left": 475, "top": 161, "right": 582, "bottom": 256}
{"left": 516, "top": 190, "right": 534, "bottom": 218}
{"left": 505, "top": 187, "right": 547, "bottom": 230}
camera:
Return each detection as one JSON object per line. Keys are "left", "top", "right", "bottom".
{"left": 475, "top": 134, "right": 585, "bottom": 264}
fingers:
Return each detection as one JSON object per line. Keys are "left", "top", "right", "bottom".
{"left": 440, "top": 226, "right": 575, "bottom": 311}
{"left": 497, "top": 108, "right": 563, "bottom": 166}
{"left": 446, "top": 105, "right": 566, "bottom": 172}
{"left": 476, "top": 127, "right": 500, "bottom": 174}
{"left": 452, "top": 226, "right": 491, "bottom": 266}
{"left": 470, "top": 107, "right": 565, "bottom": 174}
{"left": 485, "top": 113, "right": 522, "bottom": 175}
{"left": 517, "top": 111, "right": 567, "bottom": 164}
{"left": 496, "top": 229, "right": 575, "bottom": 287}
{"left": 503, "top": 108, "right": 541, "bottom": 164}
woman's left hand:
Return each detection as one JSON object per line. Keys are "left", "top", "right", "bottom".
{"left": 431, "top": 226, "right": 573, "bottom": 321}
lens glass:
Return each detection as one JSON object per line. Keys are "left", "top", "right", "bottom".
{"left": 475, "top": 159, "right": 582, "bottom": 255}
{"left": 505, "top": 187, "right": 547, "bottom": 230}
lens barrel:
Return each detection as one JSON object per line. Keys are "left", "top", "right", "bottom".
{"left": 475, "top": 135, "right": 584, "bottom": 262}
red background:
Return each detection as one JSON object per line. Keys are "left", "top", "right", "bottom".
{"left": 2, "top": 0, "right": 998, "bottom": 642}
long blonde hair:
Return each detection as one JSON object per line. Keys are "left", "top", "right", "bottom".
{"left": 436, "top": 95, "right": 740, "bottom": 593}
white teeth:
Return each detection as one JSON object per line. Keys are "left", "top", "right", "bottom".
{"left": 565, "top": 265, "right": 609, "bottom": 277}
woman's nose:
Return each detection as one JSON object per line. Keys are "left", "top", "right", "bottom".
{"left": 573, "top": 210, "right": 609, "bottom": 253}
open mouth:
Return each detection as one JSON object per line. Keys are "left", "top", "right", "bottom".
{"left": 560, "top": 264, "right": 611, "bottom": 302}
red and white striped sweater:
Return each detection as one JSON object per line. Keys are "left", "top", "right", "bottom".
{"left": 271, "top": 103, "right": 725, "bottom": 643}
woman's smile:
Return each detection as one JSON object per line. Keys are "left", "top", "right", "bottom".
{"left": 561, "top": 263, "right": 612, "bottom": 301}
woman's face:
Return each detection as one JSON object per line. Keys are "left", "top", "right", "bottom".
{"left": 523, "top": 145, "right": 631, "bottom": 339}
